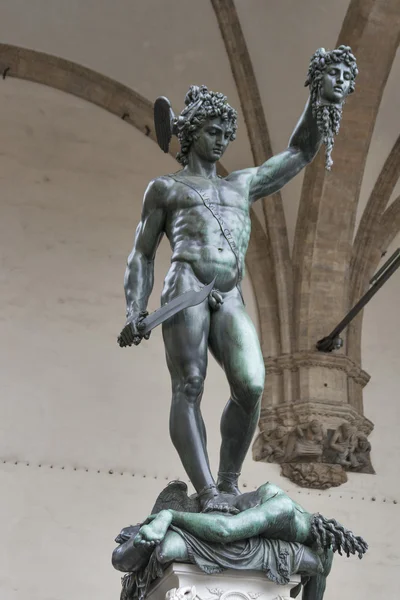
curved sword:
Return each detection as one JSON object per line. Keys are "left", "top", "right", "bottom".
{"left": 118, "top": 277, "right": 216, "bottom": 346}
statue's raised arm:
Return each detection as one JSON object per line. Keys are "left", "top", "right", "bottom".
{"left": 233, "top": 45, "right": 358, "bottom": 203}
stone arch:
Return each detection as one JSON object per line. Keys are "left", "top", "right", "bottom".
{"left": 0, "top": 42, "right": 274, "bottom": 358}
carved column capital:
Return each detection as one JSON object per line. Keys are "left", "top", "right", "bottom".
{"left": 260, "top": 400, "right": 374, "bottom": 434}
{"left": 263, "top": 351, "right": 370, "bottom": 388}
{"left": 254, "top": 390, "right": 374, "bottom": 489}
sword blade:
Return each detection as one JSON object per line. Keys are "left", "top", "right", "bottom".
{"left": 138, "top": 277, "right": 216, "bottom": 335}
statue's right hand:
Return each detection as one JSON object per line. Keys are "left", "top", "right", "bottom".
{"left": 117, "top": 312, "right": 150, "bottom": 348}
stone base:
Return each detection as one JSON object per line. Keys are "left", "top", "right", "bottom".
{"left": 147, "top": 562, "right": 301, "bottom": 600}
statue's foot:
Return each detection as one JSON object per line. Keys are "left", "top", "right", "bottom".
{"left": 134, "top": 510, "right": 173, "bottom": 547}
{"left": 217, "top": 480, "right": 241, "bottom": 496}
{"left": 200, "top": 492, "right": 239, "bottom": 514}
{"left": 217, "top": 472, "right": 241, "bottom": 496}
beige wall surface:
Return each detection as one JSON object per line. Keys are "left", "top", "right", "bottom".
{"left": 0, "top": 52, "right": 399, "bottom": 600}
{"left": 2, "top": 0, "right": 398, "bottom": 249}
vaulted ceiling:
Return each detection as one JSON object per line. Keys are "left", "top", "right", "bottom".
{"left": 1, "top": 0, "right": 399, "bottom": 380}
{"left": 0, "top": 0, "right": 398, "bottom": 246}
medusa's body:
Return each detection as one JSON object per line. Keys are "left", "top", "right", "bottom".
{"left": 113, "top": 484, "right": 367, "bottom": 600}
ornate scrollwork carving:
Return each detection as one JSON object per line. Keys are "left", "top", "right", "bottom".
{"left": 166, "top": 588, "right": 197, "bottom": 600}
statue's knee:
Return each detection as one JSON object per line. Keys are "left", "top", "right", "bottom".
{"left": 181, "top": 375, "right": 205, "bottom": 404}
{"left": 157, "top": 532, "right": 187, "bottom": 563}
{"left": 112, "top": 546, "right": 129, "bottom": 572}
{"left": 232, "top": 382, "right": 263, "bottom": 413}
{"left": 251, "top": 383, "right": 264, "bottom": 405}
{"left": 214, "top": 516, "right": 233, "bottom": 541}
{"left": 260, "top": 482, "right": 285, "bottom": 499}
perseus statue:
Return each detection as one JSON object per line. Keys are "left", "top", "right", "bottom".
{"left": 118, "top": 46, "right": 358, "bottom": 512}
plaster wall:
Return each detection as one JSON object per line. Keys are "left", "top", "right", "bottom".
{"left": 2, "top": 0, "right": 398, "bottom": 247}
{"left": 0, "top": 80, "right": 399, "bottom": 600}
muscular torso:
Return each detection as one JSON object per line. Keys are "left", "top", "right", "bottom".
{"left": 162, "top": 173, "right": 251, "bottom": 292}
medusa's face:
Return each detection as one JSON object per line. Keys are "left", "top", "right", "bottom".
{"left": 191, "top": 117, "right": 233, "bottom": 163}
{"left": 320, "top": 62, "right": 352, "bottom": 104}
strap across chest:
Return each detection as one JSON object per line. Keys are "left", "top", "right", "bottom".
{"left": 168, "top": 173, "right": 243, "bottom": 283}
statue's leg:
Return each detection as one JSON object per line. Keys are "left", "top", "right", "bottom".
{"left": 300, "top": 549, "right": 333, "bottom": 600}
{"left": 159, "top": 491, "right": 310, "bottom": 545}
{"left": 162, "top": 263, "right": 214, "bottom": 495}
{"left": 208, "top": 289, "right": 265, "bottom": 494}
{"left": 156, "top": 531, "right": 189, "bottom": 564}
{"left": 296, "top": 546, "right": 325, "bottom": 576}
{"left": 112, "top": 537, "right": 153, "bottom": 573}
{"left": 135, "top": 484, "right": 313, "bottom": 547}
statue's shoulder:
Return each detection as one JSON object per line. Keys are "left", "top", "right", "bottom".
{"left": 149, "top": 175, "right": 175, "bottom": 193}
{"left": 145, "top": 175, "right": 175, "bottom": 206}
{"left": 225, "top": 167, "right": 256, "bottom": 189}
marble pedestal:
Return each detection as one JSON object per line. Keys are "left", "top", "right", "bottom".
{"left": 147, "top": 563, "right": 301, "bottom": 600}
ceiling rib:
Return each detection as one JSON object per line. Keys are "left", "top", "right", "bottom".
{"left": 350, "top": 134, "right": 400, "bottom": 303}
{"left": 377, "top": 196, "right": 400, "bottom": 252}
{"left": 210, "top": 0, "right": 293, "bottom": 365}
{"left": 0, "top": 44, "right": 157, "bottom": 144}
{"left": 0, "top": 43, "right": 268, "bottom": 321}
{"left": 292, "top": 0, "right": 399, "bottom": 356}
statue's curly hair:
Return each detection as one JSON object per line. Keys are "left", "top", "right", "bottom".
{"left": 175, "top": 85, "right": 238, "bottom": 166}
{"left": 305, "top": 45, "right": 358, "bottom": 170}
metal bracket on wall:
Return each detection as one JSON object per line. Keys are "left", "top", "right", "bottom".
{"left": 316, "top": 248, "right": 400, "bottom": 352}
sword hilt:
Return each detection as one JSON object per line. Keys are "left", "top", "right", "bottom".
{"left": 136, "top": 311, "right": 149, "bottom": 332}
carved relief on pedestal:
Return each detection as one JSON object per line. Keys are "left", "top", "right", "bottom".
{"left": 253, "top": 394, "right": 374, "bottom": 488}
{"left": 206, "top": 588, "right": 263, "bottom": 600}
{"left": 166, "top": 588, "right": 197, "bottom": 600}
{"left": 166, "top": 584, "right": 291, "bottom": 600}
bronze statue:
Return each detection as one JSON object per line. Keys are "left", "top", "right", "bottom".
{"left": 305, "top": 45, "right": 358, "bottom": 170}
{"left": 113, "top": 46, "right": 366, "bottom": 600}
{"left": 117, "top": 47, "right": 358, "bottom": 513}
{"left": 112, "top": 482, "right": 367, "bottom": 600}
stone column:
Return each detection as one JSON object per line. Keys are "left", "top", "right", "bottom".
{"left": 251, "top": 0, "right": 399, "bottom": 489}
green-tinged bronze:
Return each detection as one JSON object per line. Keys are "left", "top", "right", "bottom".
{"left": 305, "top": 45, "right": 358, "bottom": 170}
{"left": 112, "top": 482, "right": 367, "bottom": 600}
{"left": 114, "top": 47, "right": 364, "bottom": 600}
